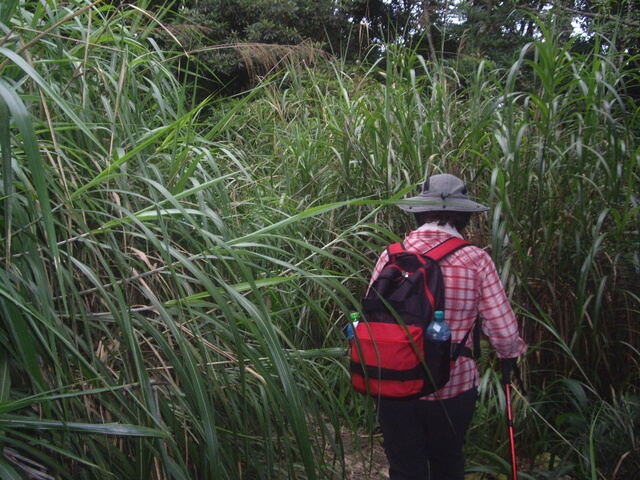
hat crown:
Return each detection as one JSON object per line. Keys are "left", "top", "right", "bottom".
{"left": 422, "top": 174, "right": 468, "bottom": 199}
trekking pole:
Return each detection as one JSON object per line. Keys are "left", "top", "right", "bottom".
{"left": 501, "top": 358, "right": 518, "bottom": 480}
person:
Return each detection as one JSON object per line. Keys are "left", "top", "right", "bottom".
{"left": 371, "top": 173, "right": 527, "bottom": 480}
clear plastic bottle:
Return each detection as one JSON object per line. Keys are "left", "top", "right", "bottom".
{"left": 426, "top": 310, "right": 451, "bottom": 341}
{"left": 346, "top": 312, "right": 360, "bottom": 341}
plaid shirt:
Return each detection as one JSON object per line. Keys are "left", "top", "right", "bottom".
{"left": 369, "top": 223, "right": 527, "bottom": 400}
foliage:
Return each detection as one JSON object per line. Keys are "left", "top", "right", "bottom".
{"left": 157, "top": 0, "right": 356, "bottom": 94}
{"left": 1, "top": 0, "right": 639, "bottom": 479}
{"left": 0, "top": 1, "right": 356, "bottom": 478}
{"left": 152, "top": 0, "right": 640, "bottom": 96}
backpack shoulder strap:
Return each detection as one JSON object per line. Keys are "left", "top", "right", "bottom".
{"left": 387, "top": 242, "right": 405, "bottom": 256}
{"left": 425, "top": 237, "right": 470, "bottom": 262}
{"left": 426, "top": 237, "right": 481, "bottom": 360}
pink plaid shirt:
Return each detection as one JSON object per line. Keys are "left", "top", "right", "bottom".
{"left": 369, "top": 223, "right": 527, "bottom": 400}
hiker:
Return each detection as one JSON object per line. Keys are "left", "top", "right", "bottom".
{"left": 372, "top": 173, "right": 527, "bottom": 480}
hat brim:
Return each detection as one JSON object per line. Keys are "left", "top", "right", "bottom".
{"left": 397, "top": 195, "right": 490, "bottom": 213}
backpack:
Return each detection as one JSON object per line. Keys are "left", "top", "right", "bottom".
{"left": 350, "top": 237, "right": 479, "bottom": 400}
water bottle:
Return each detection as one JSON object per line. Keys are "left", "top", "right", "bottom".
{"left": 346, "top": 312, "right": 360, "bottom": 341}
{"left": 426, "top": 310, "right": 451, "bottom": 341}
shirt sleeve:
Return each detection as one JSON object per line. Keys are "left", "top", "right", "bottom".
{"left": 368, "top": 250, "right": 389, "bottom": 288}
{"left": 476, "top": 252, "right": 527, "bottom": 359}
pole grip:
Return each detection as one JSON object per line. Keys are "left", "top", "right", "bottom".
{"left": 501, "top": 359, "right": 519, "bottom": 480}
{"left": 501, "top": 357, "right": 515, "bottom": 386}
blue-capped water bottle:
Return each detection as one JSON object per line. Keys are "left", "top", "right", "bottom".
{"left": 426, "top": 310, "right": 451, "bottom": 341}
{"left": 346, "top": 312, "right": 360, "bottom": 341}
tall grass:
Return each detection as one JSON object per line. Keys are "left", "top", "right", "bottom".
{"left": 484, "top": 20, "right": 639, "bottom": 476}
{"left": 490, "top": 20, "right": 639, "bottom": 387}
{"left": 1, "top": 1, "right": 638, "bottom": 479}
{"left": 0, "top": 1, "right": 354, "bottom": 478}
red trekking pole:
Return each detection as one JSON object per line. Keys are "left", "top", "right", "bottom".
{"left": 501, "top": 358, "right": 522, "bottom": 480}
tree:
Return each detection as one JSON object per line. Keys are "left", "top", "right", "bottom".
{"left": 547, "top": 0, "right": 640, "bottom": 100}
{"left": 158, "top": 0, "right": 640, "bottom": 96}
{"left": 348, "top": 1, "right": 545, "bottom": 65}
{"left": 159, "top": 0, "right": 357, "bottom": 94}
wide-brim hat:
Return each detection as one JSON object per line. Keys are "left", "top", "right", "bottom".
{"left": 398, "top": 173, "right": 489, "bottom": 213}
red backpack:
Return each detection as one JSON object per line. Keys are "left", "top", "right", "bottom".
{"left": 350, "top": 237, "right": 478, "bottom": 399}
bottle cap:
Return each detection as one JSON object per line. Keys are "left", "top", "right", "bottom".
{"left": 350, "top": 312, "right": 360, "bottom": 321}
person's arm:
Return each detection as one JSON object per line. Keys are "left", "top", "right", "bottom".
{"left": 476, "top": 253, "right": 527, "bottom": 359}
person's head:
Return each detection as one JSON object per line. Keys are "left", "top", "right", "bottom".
{"left": 413, "top": 210, "right": 473, "bottom": 231}
{"left": 397, "top": 173, "right": 488, "bottom": 230}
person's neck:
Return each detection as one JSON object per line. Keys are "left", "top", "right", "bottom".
{"left": 415, "top": 222, "right": 462, "bottom": 238}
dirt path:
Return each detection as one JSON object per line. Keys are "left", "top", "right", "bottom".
{"left": 342, "top": 432, "right": 389, "bottom": 479}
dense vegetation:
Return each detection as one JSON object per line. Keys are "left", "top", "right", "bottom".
{"left": 1, "top": 0, "right": 638, "bottom": 479}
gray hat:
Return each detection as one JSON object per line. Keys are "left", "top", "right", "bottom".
{"left": 398, "top": 174, "right": 489, "bottom": 213}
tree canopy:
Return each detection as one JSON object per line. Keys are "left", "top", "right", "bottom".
{"left": 156, "top": 0, "right": 639, "bottom": 94}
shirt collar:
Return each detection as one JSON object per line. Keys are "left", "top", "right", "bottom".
{"left": 415, "top": 222, "right": 463, "bottom": 238}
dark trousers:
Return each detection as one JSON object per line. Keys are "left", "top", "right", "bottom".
{"left": 377, "top": 388, "right": 478, "bottom": 480}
